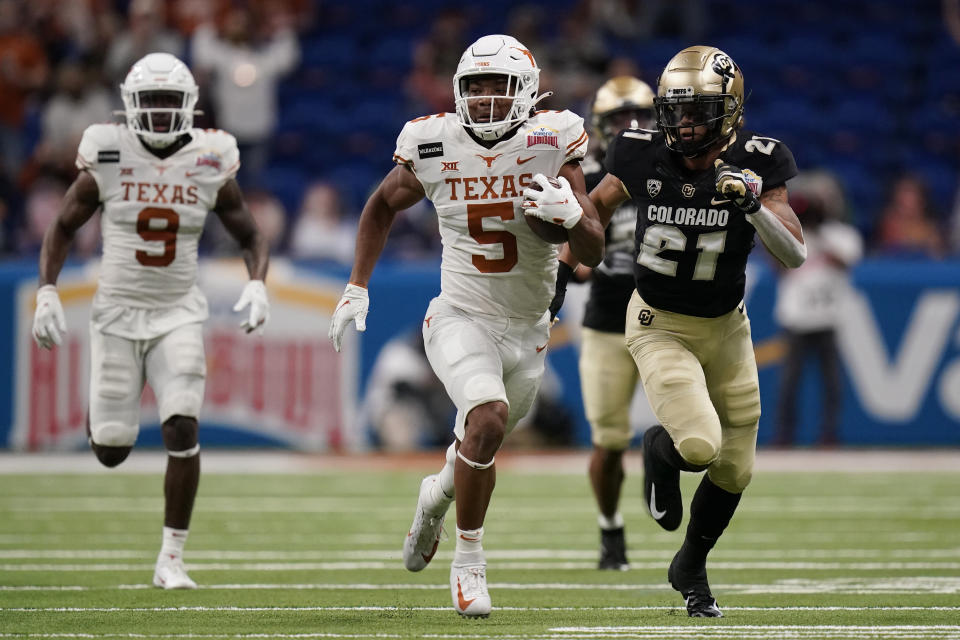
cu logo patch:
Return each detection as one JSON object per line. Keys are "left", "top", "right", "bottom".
{"left": 682, "top": 184, "right": 696, "bottom": 198}
{"left": 638, "top": 309, "right": 655, "bottom": 326}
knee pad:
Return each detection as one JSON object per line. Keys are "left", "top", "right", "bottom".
{"left": 90, "top": 442, "right": 132, "bottom": 468}
{"left": 676, "top": 435, "right": 720, "bottom": 468}
{"left": 162, "top": 415, "right": 199, "bottom": 454}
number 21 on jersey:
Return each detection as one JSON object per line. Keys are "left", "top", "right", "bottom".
{"left": 638, "top": 225, "right": 727, "bottom": 281}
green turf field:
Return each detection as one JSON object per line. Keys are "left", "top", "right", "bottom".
{"left": 2, "top": 464, "right": 959, "bottom": 639}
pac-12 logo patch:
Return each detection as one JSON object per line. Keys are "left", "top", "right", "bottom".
{"left": 647, "top": 179, "right": 662, "bottom": 197}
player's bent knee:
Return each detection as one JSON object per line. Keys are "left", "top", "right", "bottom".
{"left": 90, "top": 443, "right": 132, "bottom": 468}
{"left": 463, "top": 402, "right": 507, "bottom": 460}
{"left": 676, "top": 436, "right": 720, "bottom": 468}
{"left": 161, "top": 415, "right": 198, "bottom": 453}
{"left": 709, "top": 465, "right": 753, "bottom": 493}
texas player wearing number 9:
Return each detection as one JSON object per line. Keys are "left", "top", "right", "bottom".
{"left": 589, "top": 46, "right": 806, "bottom": 617}
{"left": 31, "top": 53, "right": 270, "bottom": 590}
{"left": 328, "top": 34, "right": 603, "bottom": 618}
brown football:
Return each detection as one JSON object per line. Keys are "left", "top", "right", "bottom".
{"left": 524, "top": 211, "right": 569, "bottom": 244}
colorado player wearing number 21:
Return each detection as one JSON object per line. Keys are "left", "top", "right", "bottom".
{"left": 32, "top": 53, "right": 270, "bottom": 589}
{"left": 328, "top": 34, "right": 604, "bottom": 618}
{"left": 586, "top": 46, "right": 805, "bottom": 617}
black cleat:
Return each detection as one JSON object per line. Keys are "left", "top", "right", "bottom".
{"left": 598, "top": 527, "right": 629, "bottom": 571}
{"left": 642, "top": 426, "right": 683, "bottom": 531}
{"left": 668, "top": 552, "right": 722, "bottom": 618}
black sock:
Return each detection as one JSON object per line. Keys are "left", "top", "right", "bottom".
{"left": 677, "top": 475, "right": 742, "bottom": 571}
{"left": 651, "top": 425, "right": 708, "bottom": 472}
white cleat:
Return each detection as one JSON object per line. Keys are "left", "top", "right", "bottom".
{"left": 153, "top": 557, "right": 198, "bottom": 589}
{"left": 402, "top": 474, "right": 451, "bottom": 572}
{"left": 450, "top": 553, "right": 491, "bottom": 618}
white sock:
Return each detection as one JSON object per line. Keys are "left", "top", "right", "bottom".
{"left": 159, "top": 526, "right": 188, "bottom": 563}
{"left": 455, "top": 527, "right": 484, "bottom": 556}
{"left": 437, "top": 442, "right": 456, "bottom": 498}
{"left": 598, "top": 512, "right": 624, "bottom": 530}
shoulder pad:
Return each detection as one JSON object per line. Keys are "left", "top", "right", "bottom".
{"left": 76, "top": 124, "right": 123, "bottom": 169}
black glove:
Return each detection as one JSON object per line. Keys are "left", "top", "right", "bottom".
{"left": 549, "top": 261, "right": 574, "bottom": 322}
{"left": 714, "top": 159, "right": 761, "bottom": 214}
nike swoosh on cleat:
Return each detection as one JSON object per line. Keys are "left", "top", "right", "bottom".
{"left": 649, "top": 484, "right": 667, "bottom": 520}
{"left": 457, "top": 578, "right": 476, "bottom": 610}
{"left": 422, "top": 539, "right": 439, "bottom": 564}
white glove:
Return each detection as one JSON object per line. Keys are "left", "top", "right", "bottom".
{"left": 32, "top": 285, "right": 66, "bottom": 350}
{"left": 233, "top": 280, "right": 270, "bottom": 334}
{"left": 522, "top": 174, "right": 583, "bottom": 229}
{"left": 328, "top": 283, "right": 369, "bottom": 353}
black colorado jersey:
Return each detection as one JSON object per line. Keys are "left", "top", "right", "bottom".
{"left": 605, "top": 129, "right": 797, "bottom": 317}
{"left": 580, "top": 153, "right": 637, "bottom": 333}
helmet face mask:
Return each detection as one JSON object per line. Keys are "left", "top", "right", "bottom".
{"left": 121, "top": 53, "right": 198, "bottom": 148}
{"left": 454, "top": 35, "right": 542, "bottom": 141}
{"left": 654, "top": 46, "right": 744, "bottom": 158}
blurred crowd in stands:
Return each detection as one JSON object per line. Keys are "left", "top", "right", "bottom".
{"left": 1, "top": 0, "right": 959, "bottom": 263}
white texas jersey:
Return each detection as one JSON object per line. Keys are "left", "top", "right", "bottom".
{"left": 76, "top": 124, "right": 239, "bottom": 337}
{"left": 393, "top": 111, "right": 588, "bottom": 319}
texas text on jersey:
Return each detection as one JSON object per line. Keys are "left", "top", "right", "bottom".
{"left": 606, "top": 128, "right": 797, "bottom": 317}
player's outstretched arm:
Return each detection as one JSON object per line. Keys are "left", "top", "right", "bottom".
{"left": 39, "top": 171, "right": 101, "bottom": 287}
{"left": 329, "top": 165, "right": 426, "bottom": 352}
{"left": 214, "top": 178, "right": 269, "bottom": 281}
{"left": 215, "top": 178, "right": 271, "bottom": 333}
{"left": 714, "top": 160, "right": 805, "bottom": 269}
{"left": 33, "top": 170, "right": 100, "bottom": 349}
{"left": 558, "top": 162, "right": 604, "bottom": 267}
{"left": 550, "top": 172, "right": 628, "bottom": 321}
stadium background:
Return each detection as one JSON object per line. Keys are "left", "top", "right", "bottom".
{"left": 1, "top": 0, "right": 959, "bottom": 451}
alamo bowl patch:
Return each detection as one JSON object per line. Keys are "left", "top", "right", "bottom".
{"left": 526, "top": 126, "right": 559, "bottom": 149}
{"left": 196, "top": 151, "right": 222, "bottom": 170}
{"left": 742, "top": 168, "right": 763, "bottom": 195}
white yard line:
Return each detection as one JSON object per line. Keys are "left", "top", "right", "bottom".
{"left": 0, "top": 449, "right": 957, "bottom": 474}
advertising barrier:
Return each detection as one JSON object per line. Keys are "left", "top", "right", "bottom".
{"left": 1, "top": 258, "right": 958, "bottom": 449}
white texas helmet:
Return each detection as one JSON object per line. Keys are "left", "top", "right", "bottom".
{"left": 453, "top": 34, "right": 548, "bottom": 141}
{"left": 120, "top": 52, "right": 199, "bottom": 148}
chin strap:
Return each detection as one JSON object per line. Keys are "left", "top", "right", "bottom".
{"left": 530, "top": 91, "right": 554, "bottom": 110}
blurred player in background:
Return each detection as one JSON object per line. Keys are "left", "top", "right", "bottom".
{"left": 773, "top": 170, "right": 862, "bottom": 447}
{"left": 559, "top": 46, "right": 805, "bottom": 616}
{"left": 31, "top": 53, "right": 270, "bottom": 589}
{"left": 550, "top": 76, "right": 655, "bottom": 571}
{"left": 328, "top": 34, "right": 604, "bottom": 618}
